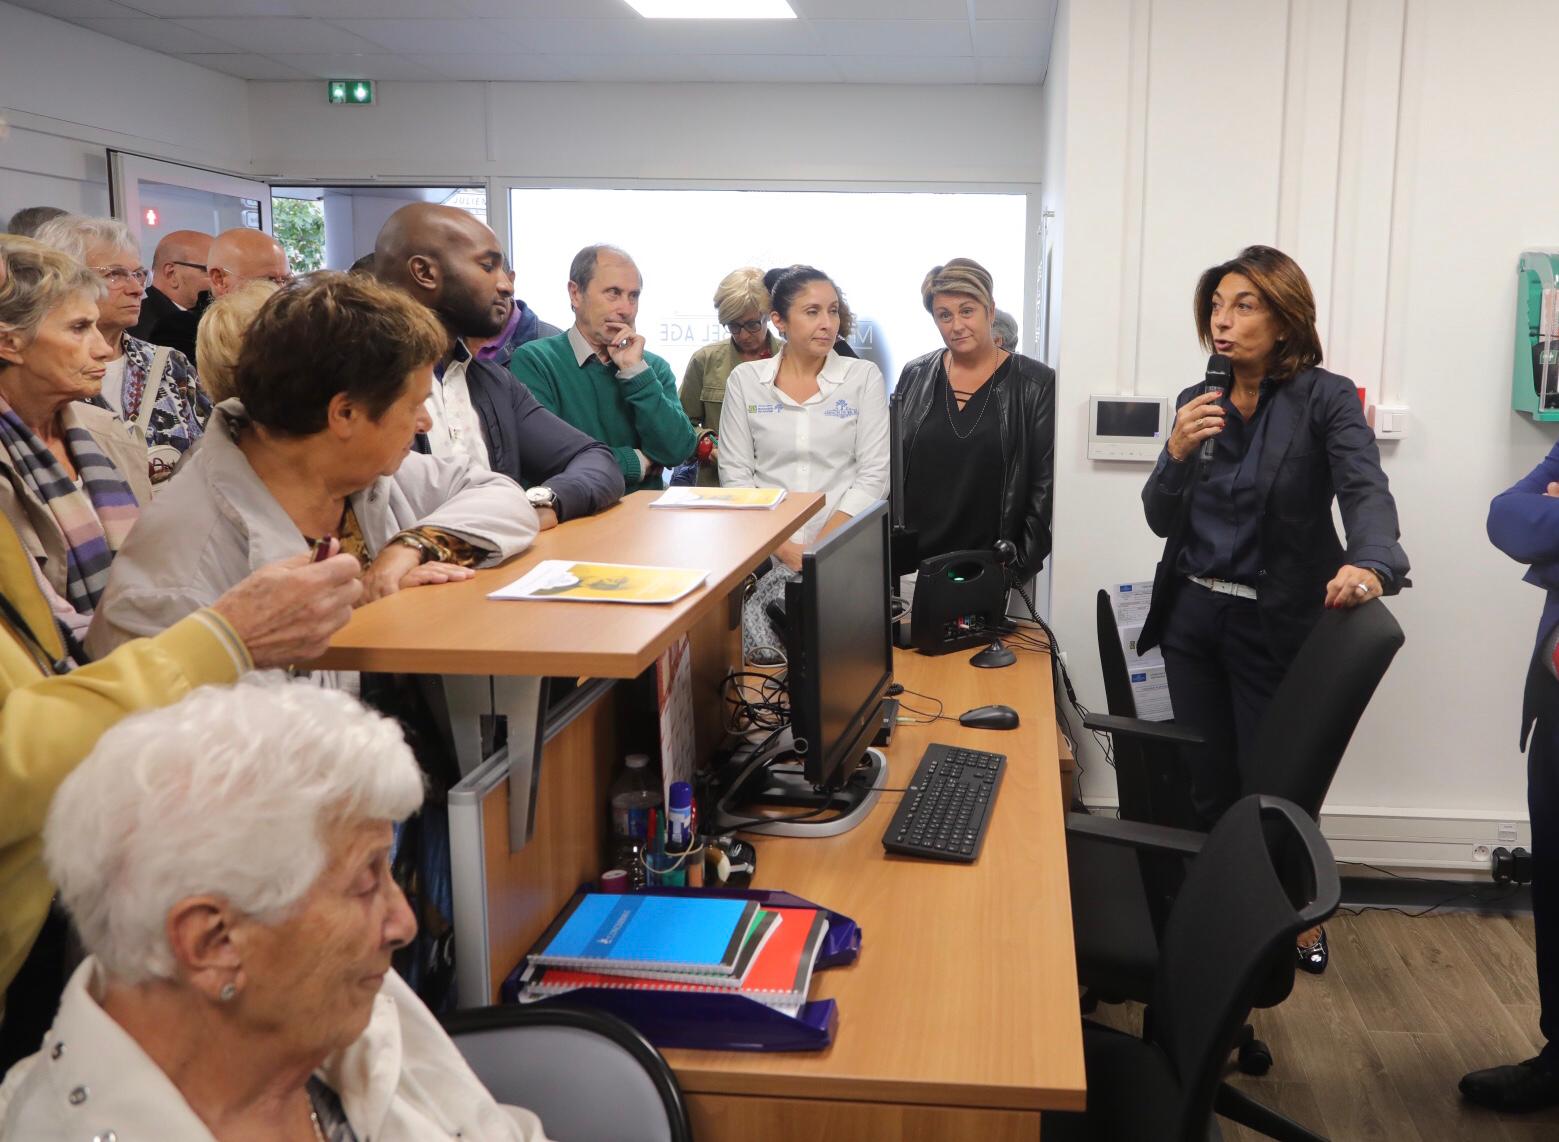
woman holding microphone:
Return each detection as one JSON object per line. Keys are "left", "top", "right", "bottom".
{"left": 1137, "top": 245, "right": 1409, "bottom": 973}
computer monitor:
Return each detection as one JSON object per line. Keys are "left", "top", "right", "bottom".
{"left": 712, "top": 499, "right": 893, "bottom": 836}
{"left": 785, "top": 498, "right": 894, "bottom": 790}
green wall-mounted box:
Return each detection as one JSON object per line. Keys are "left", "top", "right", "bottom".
{"left": 1516, "top": 250, "right": 1559, "bottom": 421}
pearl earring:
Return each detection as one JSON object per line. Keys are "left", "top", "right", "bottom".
{"left": 219, "top": 983, "right": 237, "bottom": 1002}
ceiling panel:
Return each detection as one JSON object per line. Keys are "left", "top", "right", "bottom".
{"left": 792, "top": 0, "right": 967, "bottom": 18}
{"left": 172, "top": 16, "right": 385, "bottom": 53}
{"left": 74, "top": 16, "right": 242, "bottom": 53}
{"left": 174, "top": 51, "right": 312, "bottom": 79}
{"left": 819, "top": 19, "right": 972, "bottom": 57}
{"left": 972, "top": 19, "right": 1051, "bottom": 58}
{"left": 126, "top": 0, "right": 297, "bottom": 15}
{"left": 330, "top": 18, "right": 520, "bottom": 54}
{"left": 515, "top": 17, "right": 821, "bottom": 57}
{"left": 23, "top": 0, "right": 1053, "bottom": 87}
{"left": 4, "top": 0, "right": 148, "bottom": 17}
{"left": 265, "top": 51, "right": 448, "bottom": 79}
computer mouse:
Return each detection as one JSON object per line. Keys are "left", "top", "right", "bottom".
{"left": 959, "top": 704, "right": 1020, "bottom": 730}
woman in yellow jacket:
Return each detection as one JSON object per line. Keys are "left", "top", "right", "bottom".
{"left": 0, "top": 235, "right": 363, "bottom": 1070}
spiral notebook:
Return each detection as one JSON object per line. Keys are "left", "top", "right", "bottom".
{"left": 528, "top": 893, "right": 761, "bottom": 976}
{"left": 524, "top": 907, "right": 828, "bottom": 1015}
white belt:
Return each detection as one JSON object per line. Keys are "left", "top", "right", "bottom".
{"left": 1189, "top": 575, "right": 1258, "bottom": 601}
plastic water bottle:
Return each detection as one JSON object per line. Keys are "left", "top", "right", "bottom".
{"left": 609, "top": 753, "right": 661, "bottom": 889}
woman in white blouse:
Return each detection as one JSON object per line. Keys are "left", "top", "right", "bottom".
{"left": 719, "top": 266, "right": 889, "bottom": 571}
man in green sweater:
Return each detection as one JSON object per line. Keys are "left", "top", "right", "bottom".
{"left": 509, "top": 244, "right": 697, "bottom": 493}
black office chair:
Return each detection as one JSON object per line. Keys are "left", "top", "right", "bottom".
{"left": 1049, "top": 795, "right": 1340, "bottom": 1142}
{"left": 1072, "top": 599, "right": 1402, "bottom": 1003}
{"left": 442, "top": 1003, "right": 694, "bottom": 1142}
{"left": 1070, "top": 592, "right": 1203, "bottom": 1005}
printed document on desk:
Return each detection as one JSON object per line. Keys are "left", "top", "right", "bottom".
{"left": 651, "top": 486, "right": 787, "bottom": 509}
{"left": 489, "top": 560, "right": 708, "bottom": 605}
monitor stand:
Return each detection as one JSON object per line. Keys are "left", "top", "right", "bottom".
{"left": 712, "top": 728, "right": 889, "bottom": 838}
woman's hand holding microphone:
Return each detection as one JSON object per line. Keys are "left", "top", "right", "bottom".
{"left": 1166, "top": 390, "right": 1227, "bottom": 462}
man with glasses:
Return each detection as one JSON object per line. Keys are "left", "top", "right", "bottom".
{"left": 128, "top": 229, "right": 212, "bottom": 364}
{"left": 206, "top": 228, "right": 291, "bottom": 298}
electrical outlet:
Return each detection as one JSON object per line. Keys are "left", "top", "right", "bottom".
{"left": 1473, "top": 844, "right": 1492, "bottom": 861}
{"left": 1499, "top": 821, "right": 1520, "bottom": 843}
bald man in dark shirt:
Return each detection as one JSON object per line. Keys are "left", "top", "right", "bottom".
{"left": 128, "top": 229, "right": 211, "bottom": 362}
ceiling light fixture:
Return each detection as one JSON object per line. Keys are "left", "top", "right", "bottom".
{"left": 624, "top": 0, "right": 796, "bottom": 18}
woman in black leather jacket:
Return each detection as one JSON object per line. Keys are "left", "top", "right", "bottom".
{"left": 895, "top": 258, "right": 1055, "bottom": 579}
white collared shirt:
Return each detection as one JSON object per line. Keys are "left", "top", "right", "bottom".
{"left": 424, "top": 351, "right": 491, "bottom": 472}
{"left": 719, "top": 349, "right": 891, "bottom": 542}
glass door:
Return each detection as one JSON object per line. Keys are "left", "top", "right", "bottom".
{"left": 108, "top": 151, "right": 272, "bottom": 255}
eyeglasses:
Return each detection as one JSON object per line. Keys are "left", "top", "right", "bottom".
{"left": 94, "top": 266, "right": 149, "bottom": 290}
{"left": 169, "top": 260, "right": 208, "bottom": 272}
{"left": 727, "top": 319, "right": 766, "bottom": 335}
{"left": 211, "top": 266, "right": 292, "bottom": 287}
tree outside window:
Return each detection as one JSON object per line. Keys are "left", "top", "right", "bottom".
{"left": 273, "top": 197, "right": 324, "bottom": 274}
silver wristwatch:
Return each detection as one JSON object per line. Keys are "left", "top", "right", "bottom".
{"left": 526, "top": 486, "right": 557, "bottom": 510}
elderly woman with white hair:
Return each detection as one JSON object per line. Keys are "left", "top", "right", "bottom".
{"left": 677, "top": 266, "right": 782, "bottom": 487}
{"left": 0, "top": 676, "right": 551, "bottom": 1140}
{"left": 34, "top": 214, "right": 210, "bottom": 488}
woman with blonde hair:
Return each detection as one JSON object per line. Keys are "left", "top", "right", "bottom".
{"left": 34, "top": 215, "right": 209, "bottom": 488}
{"left": 195, "top": 279, "right": 280, "bottom": 403}
{"left": 895, "top": 257, "right": 1055, "bottom": 578}
{"left": 678, "top": 267, "right": 781, "bottom": 486}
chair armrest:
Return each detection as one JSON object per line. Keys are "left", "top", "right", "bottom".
{"left": 1066, "top": 811, "right": 1208, "bottom": 858}
{"left": 1083, "top": 711, "right": 1205, "bottom": 747}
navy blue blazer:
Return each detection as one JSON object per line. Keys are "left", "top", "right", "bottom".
{"left": 1488, "top": 441, "right": 1559, "bottom": 748}
{"left": 1139, "top": 366, "right": 1410, "bottom": 663}
{"left": 416, "top": 358, "right": 624, "bottom": 523}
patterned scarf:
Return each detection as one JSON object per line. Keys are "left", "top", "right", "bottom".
{"left": 0, "top": 401, "right": 140, "bottom": 615}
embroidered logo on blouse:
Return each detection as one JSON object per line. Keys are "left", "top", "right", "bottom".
{"left": 823, "top": 398, "right": 858, "bottom": 419}
{"left": 747, "top": 402, "right": 784, "bottom": 414}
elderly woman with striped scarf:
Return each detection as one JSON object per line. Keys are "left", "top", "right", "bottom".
{"left": 0, "top": 237, "right": 149, "bottom": 650}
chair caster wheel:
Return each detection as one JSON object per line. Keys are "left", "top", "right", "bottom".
{"left": 1238, "top": 1038, "right": 1273, "bottom": 1076}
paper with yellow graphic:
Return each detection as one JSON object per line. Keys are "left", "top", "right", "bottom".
{"left": 489, "top": 560, "right": 708, "bottom": 605}
{"left": 651, "top": 486, "right": 787, "bottom": 509}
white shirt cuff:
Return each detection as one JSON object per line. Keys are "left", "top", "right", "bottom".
{"left": 617, "top": 361, "right": 649, "bottom": 381}
{"left": 634, "top": 449, "right": 652, "bottom": 477}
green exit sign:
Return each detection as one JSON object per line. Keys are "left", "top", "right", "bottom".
{"left": 327, "top": 79, "right": 375, "bottom": 105}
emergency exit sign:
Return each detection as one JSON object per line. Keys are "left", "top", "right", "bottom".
{"left": 327, "top": 80, "right": 374, "bottom": 105}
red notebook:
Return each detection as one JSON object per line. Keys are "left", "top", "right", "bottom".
{"left": 524, "top": 907, "right": 828, "bottom": 1015}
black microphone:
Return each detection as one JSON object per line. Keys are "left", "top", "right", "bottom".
{"left": 1198, "top": 354, "right": 1233, "bottom": 462}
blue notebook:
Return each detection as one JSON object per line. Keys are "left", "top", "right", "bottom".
{"left": 531, "top": 893, "right": 761, "bottom": 975}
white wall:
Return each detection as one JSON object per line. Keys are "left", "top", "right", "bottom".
{"left": 1048, "top": 0, "right": 1557, "bottom": 863}
{"left": 247, "top": 80, "right": 1043, "bottom": 188}
{"left": 0, "top": 1, "right": 249, "bottom": 230}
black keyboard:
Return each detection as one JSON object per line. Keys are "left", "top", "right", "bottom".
{"left": 881, "top": 743, "right": 1006, "bottom": 862}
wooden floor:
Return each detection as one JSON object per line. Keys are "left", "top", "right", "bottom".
{"left": 1090, "top": 909, "right": 1559, "bottom": 1141}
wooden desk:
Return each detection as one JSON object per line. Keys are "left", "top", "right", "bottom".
{"left": 667, "top": 646, "right": 1086, "bottom": 1140}
{"left": 313, "top": 490, "right": 821, "bottom": 679}
{"left": 309, "top": 491, "right": 821, "bottom": 1006}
